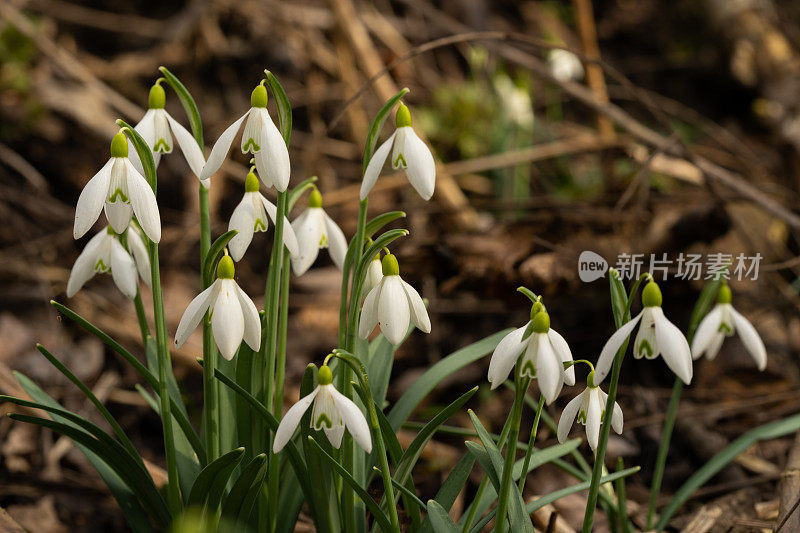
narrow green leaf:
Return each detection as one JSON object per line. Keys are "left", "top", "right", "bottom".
{"left": 609, "top": 270, "right": 628, "bottom": 328}
{"left": 420, "top": 454, "right": 475, "bottom": 533}
{"left": 426, "top": 499, "right": 460, "bottom": 532}
{"left": 220, "top": 453, "right": 267, "bottom": 526}
{"left": 288, "top": 176, "right": 319, "bottom": 211}
{"left": 187, "top": 447, "right": 244, "bottom": 509}
{"left": 203, "top": 230, "right": 237, "bottom": 287}
{"left": 159, "top": 66, "right": 204, "bottom": 146}
{"left": 363, "top": 88, "right": 409, "bottom": 175}
{"left": 385, "top": 471, "right": 425, "bottom": 510}
{"left": 365, "top": 211, "right": 406, "bottom": 238}
{"left": 264, "top": 70, "right": 292, "bottom": 146}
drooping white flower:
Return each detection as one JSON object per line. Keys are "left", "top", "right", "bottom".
{"left": 493, "top": 74, "right": 534, "bottom": 129}
{"left": 362, "top": 254, "right": 383, "bottom": 296}
{"left": 199, "top": 82, "right": 290, "bottom": 191}
{"left": 128, "top": 81, "right": 207, "bottom": 188}
{"left": 66, "top": 224, "right": 150, "bottom": 299}
{"left": 74, "top": 131, "right": 161, "bottom": 243}
{"left": 487, "top": 306, "right": 575, "bottom": 404}
{"left": 691, "top": 282, "right": 766, "bottom": 370}
{"left": 273, "top": 365, "right": 372, "bottom": 453}
{"left": 557, "top": 380, "right": 623, "bottom": 451}
{"left": 548, "top": 49, "right": 585, "bottom": 82}
{"left": 595, "top": 279, "right": 693, "bottom": 385}
{"left": 227, "top": 169, "right": 299, "bottom": 261}
{"left": 358, "top": 253, "right": 431, "bottom": 345}
{"left": 174, "top": 256, "right": 260, "bottom": 360}
{"left": 290, "top": 189, "right": 347, "bottom": 276}
{"left": 360, "top": 103, "right": 436, "bottom": 201}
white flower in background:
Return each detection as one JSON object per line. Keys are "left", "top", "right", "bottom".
{"left": 362, "top": 253, "right": 383, "bottom": 296}
{"left": 227, "top": 169, "right": 299, "bottom": 261}
{"left": 128, "top": 80, "right": 207, "bottom": 187}
{"left": 595, "top": 279, "right": 693, "bottom": 385}
{"left": 487, "top": 305, "right": 575, "bottom": 404}
{"left": 493, "top": 74, "right": 534, "bottom": 130}
{"left": 66, "top": 224, "right": 150, "bottom": 299}
{"left": 273, "top": 365, "right": 372, "bottom": 453}
{"left": 548, "top": 48, "right": 585, "bottom": 82}
{"left": 200, "top": 82, "right": 290, "bottom": 191}
{"left": 691, "top": 282, "right": 767, "bottom": 370}
{"left": 557, "top": 376, "right": 623, "bottom": 451}
{"left": 290, "top": 189, "right": 347, "bottom": 276}
{"left": 360, "top": 103, "right": 436, "bottom": 201}
{"left": 358, "top": 253, "right": 431, "bottom": 345}
{"left": 74, "top": 131, "right": 161, "bottom": 243}
{"left": 174, "top": 256, "right": 260, "bottom": 360}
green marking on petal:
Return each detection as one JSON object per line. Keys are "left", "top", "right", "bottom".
{"left": 243, "top": 138, "right": 260, "bottom": 153}
{"left": 94, "top": 259, "right": 109, "bottom": 272}
{"left": 393, "top": 153, "right": 407, "bottom": 168}
{"left": 521, "top": 359, "right": 536, "bottom": 378}
{"left": 108, "top": 188, "right": 129, "bottom": 203}
{"left": 254, "top": 218, "right": 267, "bottom": 231}
{"left": 153, "top": 138, "right": 170, "bottom": 153}
{"left": 637, "top": 339, "right": 654, "bottom": 358}
{"left": 577, "top": 410, "right": 587, "bottom": 424}
{"left": 319, "top": 233, "right": 328, "bottom": 248}
{"left": 718, "top": 322, "right": 732, "bottom": 334}
{"left": 314, "top": 413, "right": 333, "bottom": 430}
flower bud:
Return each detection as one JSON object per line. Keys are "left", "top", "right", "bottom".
{"left": 110, "top": 131, "right": 129, "bottom": 158}
{"left": 217, "top": 255, "right": 235, "bottom": 279}
{"left": 251, "top": 83, "right": 268, "bottom": 108}
{"left": 532, "top": 311, "right": 550, "bottom": 334}
{"left": 308, "top": 189, "right": 323, "bottom": 208}
{"left": 395, "top": 103, "right": 412, "bottom": 128}
{"left": 642, "top": 279, "right": 662, "bottom": 307}
{"left": 717, "top": 282, "right": 732, "bottom": 304}
{"left": 148, "top": 82, "right": 166, "bottom": 109}
{"left": 381, "top": 253, "right": 400, "bottom": 276}
{"left": 245, "top": 171, "right": 260, "bottom": 192}
{"left": 317, "top": 364, "right": 333, "bottom": 385}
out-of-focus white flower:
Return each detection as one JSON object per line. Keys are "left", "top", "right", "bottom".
{"left": 557, "top": 378, "right": 623, "bottom": 451}
{"left": 200, "top": 82, "right": 290, "bottom": 191}
{"left": 360, "top": 104, "right": 436, "bottom": 201}
{"left": 548, "top": 49, "right": 585, "bottom": 82}
{"left": 362, "top": 254, "right": 383, "bottom": 296}
{"left": 227, "top": 169, "right": 299, "bottom": 261}
{"left": 74, "top": 132, "right": 161, "bottom": 243}
{"left": 358, "top": 253, "right": 430, "bottom": 345}
{"left": 487, "top": 306, "right": 574, "bottom": 404}
{"left": 493, "top": 74, "right": 534, "bottom": 129}
{"left": 128, "top": 80, "right": 207, "bottom": 187}
{"left": 692, "top": 282, "right": 766, "bottom": 370}
{"left": 273, "top": 365, "right": 372, "bottom": 453}
{"left": 290, "top": 189, "right": 347, "bottom": 276}
{"left": 67, "top": 225, "right": 150, "bottom": 299}
{"left": 595, "top": 279, "right": 693, "bottom": 385}
{"left": 174, "top": 256, "right": 260, "bottom": 360}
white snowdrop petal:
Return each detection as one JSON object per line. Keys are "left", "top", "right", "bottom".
{"left": 324, "top": 425, "right": 346, "bottom": 449}
{"left": 235, "top": 284, "right": 261, "bottom": 352}
{"left": 548, "top": 328, "right": 575, "bottom": 386}
{"left": 730, "top": 307, "right": 767, "bottom": 370}
{"left": 402, "top": 128, "right": 436, "bottom": 200}
{"left": 255, "top": 110, "right": 291, "bottom": 192}
{"left": 165, "top": 113, "right": 207, "bottom": 181}
{"left": 323, "top": 214, "right": 348, "bottom": 270}
{"left": 360, "top": 132, "right": 396, "bottom": 200}
{"left": 536, "top": 336, "right": 563, "bottom": 405}
{"left": 228, "top": 196, "right": 256, "bottom": 261}
{"left": 74, "top": 159, "right": 114, "bottom": 239}
{"left": 273, "top": 387, "right": 319, "bottom": 453}
{"left": 586, "top": 389, "right": 603, "bottom": 450}
{"left": 401, "top": 280, "right": 431, "bottom": 333}
{"left": 200, "top": 111, "right": 249, "bottom": 182}
{"left": 212, "top": 279, "right": 245, "bottom": 360}
{"left": 358, "top": 283, "right": 382, "bottom": 339}
{"left": 378, "top": 276, "right": 410, "bottom": 345}
{"left": 487, "top": 323, "right": 528, "bottom": 389}
{"left": 126, "top": 227, "right": 151, "bottom": 286}
{"left": 66, "top": 231, "right": 107, "bottom": 297}
{"left": 125, "top": 160, "right": 161, "bottom": 243}
{"left": 557, "top": 392, "right": 584, "bottom": 443}
{"left": 594, "top": 312, "right": 643, "bottom": 385}
{"left": 611, "top": 401, "right": 624, "bottom": 434}
{"left": 174, "top": 280, "right": 219, "bottom": 348}
{"left": 290, "top": 209, "right": 323, "bottom": 276}
{"left": 652, "top": 307, "right": 693, "bottom": 385}
{"left": 691, "top": 305, "right": 723, "bottom": 360}
{"left": 331, "top": 387, "right": 372, "bottom": 453}
{"left": 109, "top": 238, "right": 138, "bottom": 299}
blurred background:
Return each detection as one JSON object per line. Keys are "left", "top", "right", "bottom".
{"left": 2, "top": 0, "right": 800, "bottom": 530}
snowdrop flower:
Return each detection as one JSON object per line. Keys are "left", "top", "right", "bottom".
{"left": 227, "top": 169, "right": 299, "bottom": 261}
{"left": 74, "top": 131, "right": 161, "bottom": 243}
{"left": 487, "top": 305, "right": 575, "bottom": 404}
{"left": 273, "top": 365, "right": 371, "bottom": 453}
{"left": 360, "top": 103, "right": 436, "bottom": 201}
{"left": 691, "top": 282, "right": 766, "bottom": 370}
{"left": 66, "top": 225, "right": 150, "bottom": 299}
{"left": 548, "top": 49, "right": 585, "bottom": 82}
{"left": 596, "top": 279, "right": 693, "bottom": 385}
{"left": 128, "top": 80, "right": 207, "bottom": 187}
{"left": 359, "top": 253, "right": 431, "bottom": 345}
{"left": 290, "top": 189, "right": 347, "bottom": 276}
{"left": 200, "top": 82, "right": 290, "bottom": 191}
{"left": 361, "top": 253, "right": 383, "bottom": 295}
{"left": 174, "top": 256, "right": 260, "bottom": 360}
{"left": 557, "top": 373, "right": 623, "bottom": 451}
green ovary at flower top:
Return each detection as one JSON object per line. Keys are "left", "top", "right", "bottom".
{"left": 227, "top": 167, "right": 299, "bottom": 261}
{"left": 199, "top": 80, "right": 290, "bottom": 191}
{"left": 174, "top": 255, "right": 260, "bottom": 360}
{"left": 73, "top": 131, "right": 162, "bottom": 243}
{"left": 273, "top": 363, "right": 372, "bottom": 453}
{"left": 358, "top": 253, "right": 431, "bottom": 346}
{"left": 595, "top": 278, "right": 694, "bottom": 386}
{"left": 127, "top": 78, "right": 207, "bottom": 186}
{"left": 66, "top": 223, "right": 151, "bottom": 300}
{"left": 360, "top": 102, "right": 437, "bottom": 201}
{"left": 290, "top": 188, "right": 347, "bottom": 276}
{"left": 691, "top": 280, "right": 767, "bottom": 370}
{"left": 487, "top": 300, "right": 575, "bottom": 404}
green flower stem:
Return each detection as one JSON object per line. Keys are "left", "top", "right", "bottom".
{"left": 647, "top": 376, "right": 682, "bottom": 529}
{"left": 198, "top": 184, "right": 219, "bottom": 463}
{"left": 133, "top": 290, "right": 150, "bottom": 344}
{"left": 494, "top": 374, "right": 530, "bottom": 533}
{"left": 518, "top": 394, "right": 545, "bottom": 493}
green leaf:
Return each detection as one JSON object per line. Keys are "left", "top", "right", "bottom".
{"left": 159, "top": 66, "right": 204, "bottom": 146}
{"left": 288, "top": 176, "right": 319, "bottom": 211}
{"left": 420, "top": 454, "right": 475, "bottom": 533}
{"left": 187, "top": 447, "right": 245, "bottom": 509}
{"left": 367, "top": 333, "right": 400, "bottom": 408}
{"left": 264, "top": 70, "right": 292, "bottom": 146}
{"left": 202, "top": 230, "right": 237, "bottom": 287}
{"left": 363, "top": 88, "right": 409, "bottom": 175}
{"left": 426, "top": 499, "right": 460, "bottom": 532}
{"left": 306, "top": 437, "right": 394, "bottom": 533}
{"left": 117, "top": 119, "right": 157, "bottom": 191}
{"left": 220, "top": 453, "right": 268, "bottom": 527}
{"left": 365, "top": 211, "right": 406, "bottom": 239}
{"left": 274, "top": 457, "right": 305, "bottom": 533}
{"left": 387, "top": 330, "right": 512, "bottom": 430}
{"left": 385, "top": 471, "right": 425, "bottom": 511}
{"left": 656, "top": 413, "right": 800, "bottom": 531}
{"left": 609, "top": 270, "right": 628, "bottom": 328}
